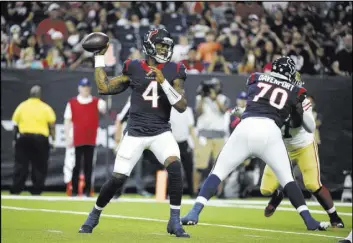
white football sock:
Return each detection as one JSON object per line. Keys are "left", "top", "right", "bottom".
{"left": 296, "top": 205, "right": 309, "bottom": 213}
{"left": 196, "top": 196, "right": 208, "bottom": 205}
{"left": 170, "top": 205, "right": 181, "bottom": 210}
{"left": 327, "top": 206, "right": 336, "bottom": 214}
{"left": 94, "top": 204, "right": 104, "bottom": 211}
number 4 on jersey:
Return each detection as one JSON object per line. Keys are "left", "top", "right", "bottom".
{"left": 142, "top": 81, "right": 159, "bottom": 108}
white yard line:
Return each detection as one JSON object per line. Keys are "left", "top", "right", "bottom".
{"left": 2, "top": 195, "right": 352, "bottom": 217}
{"left": 46, "top": 230, "right": 63, "bottom": 233}
{"left": 1, "top": 205, "right": 344, "bottom": 240}
{"left": 1, "top": 195, "right": 351, "bottom": 206}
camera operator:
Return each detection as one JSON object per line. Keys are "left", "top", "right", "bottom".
{"left": 194, "top": 78, "right": 230, "bottom": 194}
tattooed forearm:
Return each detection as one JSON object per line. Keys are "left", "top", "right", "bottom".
{"left": 94, "top": 67, "right": 130, "bottom": 95}
{"left": 173, "top": 78, "right": 187, "bottom": 112}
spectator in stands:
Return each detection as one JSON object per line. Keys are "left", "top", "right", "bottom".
{"left": 11, "top": 85, "right": 56, "bottom": 195}
{"left": 197, "top": 30, "right": 222, "bottom": 66}
{"left": 66, "top": 20, "right": 80, "bottom": 49}
{"left": 332, "top": 33, "right": 352, "bottom": 76}
{"left": 218, "top": 23, "right": 246, "bottom": 72}
{"left": 6, "top": 2, "right": 33, "bottom": 26}
{"left": 247, "top": 14, "right": 261, "bottom": 41}
{"left": 202, "top": 8, "right": 217, "bottom": 30}
{"left": 172, "top": 35, "right": 191, "bottom": 63}
{"left": 130, "top": 13, "right": 141, "bottom": 29}
{"left": 1, "top": 1, "right": 350, "bottom": 76}
{"left": 44, "top": 31, "right": 66, "bottom": 69}
{"left": 238, "top": 47, "right": 257, "bottom": 74}
{"left": 151, "top": 12, "right": 165, "bottom": 29}
{"left": 269, "top": 9, "right": 285, "bottom": 39}
{"left": 288, "top": 31, "right": 316, "bottom": 74}
{"left": 181, "top": 47, "right": 205, "bottom": 74}
{"left": 93, "top": 8, "right": 108, "bottom": 33}
{"left": 285, "top": 4, "right": 305, "bottom": 29}
{"left": 190, "top": 15, "right": 211, "bottom": 38}
{"left": 1, "top": 31, "right": 9, "bottom": 66}
{"left": 207, "top": 50, "right": 231, "bottom": 74}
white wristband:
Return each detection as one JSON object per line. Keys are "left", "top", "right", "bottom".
{"left": 95, "top": 55, "right": 105, "bottom": 68}
{"left": 160, "top": 79, "right": 182, "bottom": 105}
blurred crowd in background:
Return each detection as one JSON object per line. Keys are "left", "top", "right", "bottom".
{"left": 1, "top": 1, "right": 352, "bottom": 76}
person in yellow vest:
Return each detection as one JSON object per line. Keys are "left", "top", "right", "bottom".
{"left": 10, "top": 85, "right": 56, "bottom": 195}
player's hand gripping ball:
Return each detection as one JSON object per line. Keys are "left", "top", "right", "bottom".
{"left": 148, "top": 66, "right": 165, "bottom": 84}
{"left": 81, "top": 32, "right": 109, "bottom": 53}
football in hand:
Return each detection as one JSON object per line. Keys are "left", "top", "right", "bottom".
{"left": 81, "top": 32, "right": 109, "bottom": 53}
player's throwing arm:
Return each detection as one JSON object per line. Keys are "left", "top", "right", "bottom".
{"left": 82, "top": 32, "right": 130, "bottom": 95}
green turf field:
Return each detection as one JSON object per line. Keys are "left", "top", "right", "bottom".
{"left": 1, "top": 192, "right": 352, "bottom": 243}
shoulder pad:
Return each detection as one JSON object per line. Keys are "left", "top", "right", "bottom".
{"left": 122, "top": 59, "right": 133, "bottom": 75}
{"left": 297, "top": 87, "right": 307, "bottom": 102}
{"left": 297, "top": 87, "right": 307, "bottom": 97}
{"left": 246, "top": 72, "right": 260, "bottom": 85}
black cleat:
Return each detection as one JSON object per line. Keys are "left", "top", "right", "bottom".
{"left": 264, "top": 190, "right": 284, "bottom": 217}
{"left": 264, "top": 204, "right": 276, "bottom": 218}
{"left": 331, "top": 217, "right": 345, "bottom": 228}
{"left": 78, "top": 225, "right": 94, "bottom": 233}
{"left": 338, "top": 240, "right": 351, "bottom": 243}
{"left": 167, "top": 219, "right": 190, "bottom": 238}
{"left": 78, "top": 208, "right": 101, "bottom": 234}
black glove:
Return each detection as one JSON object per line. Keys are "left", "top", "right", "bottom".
{"left": 290, "top": 103, "right": 303, "bottom": 128}
{"left": 295, "top": 102, "right": 304, "bottom": 116}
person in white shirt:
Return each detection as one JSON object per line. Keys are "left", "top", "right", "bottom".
{"left": 194, "top": 78, "right": 230, "bottom": 194}
{"left": 171, "top": 35, "right": 191, "bottom": 63}
{"left": 63, "top": 78, "right": 106, "bottom": 197}
{"left": 170, "top": 106, "right": 198, "bottom": 197}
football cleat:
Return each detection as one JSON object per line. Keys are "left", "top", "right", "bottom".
{"left": 331, "top": 217, "right": 345, "bottom": 228}
{"left": 78, "top": 225, "right": 94, "bottom": 234}
{"left": 167, "top": 218, "right": 190, "bottom": 238}
{"left": 78, "top": 208, "right": 101, "bottom": 233}
{"left": 181, "top": 210, "right": 199, "bottom": 226}
{"left": 338, "top": 240, "right": 351, "bottom": 243}
{"left": 307, "top": 221, "right": 330, "bottom": 231}
{"left": 264, "top": 204, "right": 276, "bottom": 218}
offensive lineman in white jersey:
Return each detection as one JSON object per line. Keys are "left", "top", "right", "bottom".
{"left": 260, "top": 72, "right": 345, "bottom": 228}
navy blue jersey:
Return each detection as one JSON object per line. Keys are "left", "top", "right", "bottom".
{"left": 242, "top": 72, "right": 306, "bottom": 128}
{"left": 122, "top": 59, "right": 187, "bottom": 136}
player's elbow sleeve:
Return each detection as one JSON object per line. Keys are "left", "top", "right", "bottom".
{"left": 302, "top": 111, "right": 316, "bottom": 133}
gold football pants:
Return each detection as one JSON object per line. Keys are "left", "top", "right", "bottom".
{"left": 260, "top": 142, "right": 322, "bottom": 196}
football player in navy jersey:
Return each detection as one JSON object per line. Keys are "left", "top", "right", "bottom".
{"left": 79, "top": 28, "right": 190, "bottom": 238}
{"left": 181, "top": 56, "right": 330, "bottom": 231}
